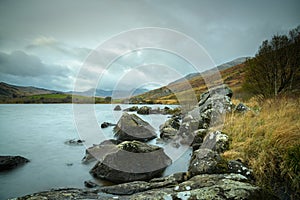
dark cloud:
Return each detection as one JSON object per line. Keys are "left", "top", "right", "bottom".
{"left": 0, "top": 51, "right": 71, "bottom": 77}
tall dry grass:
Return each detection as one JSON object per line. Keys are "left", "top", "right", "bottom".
{"left": 222, "top": 97, "right": 300, "bottom": 198}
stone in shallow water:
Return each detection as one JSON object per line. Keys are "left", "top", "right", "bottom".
{"left": 113, "top": 113, "right": 157, "bottom": 142}
{"left": 0, "top": 155, "right": 29, "bottom": 171}
{"left": 90, "top": 140, "right": 172, "bottom": 183}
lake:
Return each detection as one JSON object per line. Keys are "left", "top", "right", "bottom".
{"left": 0, "top": 104, "right": 191, "bottom": 199}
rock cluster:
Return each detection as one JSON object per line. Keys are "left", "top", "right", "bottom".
{"left": 17, "top": 85, "right": 276, "bottom": 200}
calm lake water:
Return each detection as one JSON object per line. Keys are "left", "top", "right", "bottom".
{"left": 0, "top": 104, "right": 191, "bottom": 199}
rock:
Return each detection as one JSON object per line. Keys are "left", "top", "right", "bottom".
{"left": 196, "top": 85, "right": 234, "bottom": 129}
{"left": 200, "top": 131, "right": 229, "bottom": 153}
{"left": 113, "top": 113, "right": 157, "bottom": 142}
{"left": 15, "top": 188, "right": 107, "bottom": 200}
{"left": 100, "top": 172, "right": 187, "bottom": 195}
{"left": 228, "top": 160, "right": 254, "bottom": 179}
{"left": 199, "top": 85, "right": 233, "bottom": 107}
{"left": 64, "top": 139, "right": 85, "bottom": 146}
{"left": 191, "top": 129, "right": 207, "bottom": 151}
{"left": 0, "top": 155, "right": 29, "bottom": 171}
{"left": 90, "top": 140, "right": 172, "bottom": 183}
{"left": 123, "top": 106, "right": 139, "bottom": 112}
{"left": 17, "top": 174, "right": 277, "bottom": 200}
{"left": 124, "top": 174, "right": 277, "bottom": 200}
{"left": 159, "top": 127, "right": 178, "bottom": 141}
{"left": 84, "top": 180, "right": 98, "bottom": 188}
{"left": 101, "top": 122, "right": 116, "bottom": 128}
{"left": 137, "top": 106, "right": 151, "bottom": 115}
{"left": 159, "top": 117, "right": 180, "bottom": 140}
{"left": 235, "top": 102, "right": 250, "bottom": 113}
{"left": 188, "top": 148, "right": 228, "bottom": 177}
{"left": 82, "top": 139, "right": 120, "bottom": 163}
{"left": 113, "top": 105, "right": 122, "bottom": 111}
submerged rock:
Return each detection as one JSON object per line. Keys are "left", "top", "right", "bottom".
{"left": 0, "top": 155, "right": 29, "bottom": 171}
{"left": 113, "top": 113, "right": 157, "bottom": 142}
{"left": 90, "top": 140, "right": 172, "bottom": 183}
{"left": 64, "top": 139, "right": 85, "bottom": 146}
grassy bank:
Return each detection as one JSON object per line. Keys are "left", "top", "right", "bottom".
{"left": 222, "top": 97, "right": 300, "bottom": 198}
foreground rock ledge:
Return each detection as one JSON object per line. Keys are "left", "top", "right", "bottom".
{"left": 15, "top": 174, "right": 277, "bottom": 200}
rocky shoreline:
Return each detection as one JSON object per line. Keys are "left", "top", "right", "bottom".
{"left": 12, "top": 85, "right": 277, "bottom": 200}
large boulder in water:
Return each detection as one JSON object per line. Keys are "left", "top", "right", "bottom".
{"left": 90, "top": 140, "right": 172, "bottom": 183}
{"left": 0, "top": 155, "right": 29, "bottom": 171}
{"left": 113, "top": 113, "right": 157, "bottom": 142}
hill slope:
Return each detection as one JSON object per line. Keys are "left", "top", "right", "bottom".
{"left": 128, "top": 58, "right": 248, "bottom": 104}
{"left": 0, "top": 82, "right": 60, "bottom": 99}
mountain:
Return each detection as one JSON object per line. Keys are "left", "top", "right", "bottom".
{"left": 128, "top": 57, "right": 248, "bottom": 104}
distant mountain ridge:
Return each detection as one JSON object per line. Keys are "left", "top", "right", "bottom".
{"left": 0, "top": 82, "right": 149, "bottom": 102}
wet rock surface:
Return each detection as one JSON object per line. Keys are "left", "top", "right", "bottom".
{"left": 0, "top": 155, "right": 29, "bottom": 171}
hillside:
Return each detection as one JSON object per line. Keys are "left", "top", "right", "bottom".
{"left": 0, "top": 82, "right": 107, "bottom": 104}
{"left": 128, "top": 58, "right": 247, "bottom": 104}
{"left": 0, "top": 82, "right": 59, "bottom": 99}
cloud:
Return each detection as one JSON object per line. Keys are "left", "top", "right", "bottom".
{"left": 0, "top": 50, "right": 70, "bottom": 77}
{"left": 26, "top": 36, "right": 92, "bottom": 60}
{"left": 0, "top": 50, "right": 75, "bottom": 90}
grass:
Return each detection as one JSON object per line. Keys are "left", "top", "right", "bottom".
{"left": 222, "top": 97, "right": 300, "bottom": 198}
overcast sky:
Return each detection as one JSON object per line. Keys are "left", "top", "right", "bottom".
{"left": 0, "top": 0, "right": 299, "bottom": 91}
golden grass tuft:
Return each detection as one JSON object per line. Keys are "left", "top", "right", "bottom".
{"left": 222, "top": 97, "right": 300, "bottom": 197}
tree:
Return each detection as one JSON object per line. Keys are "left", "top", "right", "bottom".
{"left": 243, "top": 26, "right": 300, "bottom": 98}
